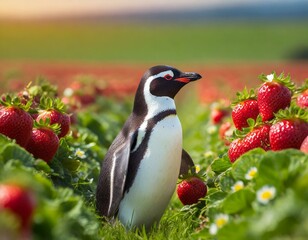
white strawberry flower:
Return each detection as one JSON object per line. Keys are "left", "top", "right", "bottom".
{"left": 75, "top": 148, "right": 86, "bottom": 159}
{"left": 209, "top": 214, "right": 229, "bottom": 235}
{"left": 63, "top": 87, "right": 74, "bottom": 97}
{"left": 245, "top": 167, "right": 258, "bottom": 180}
{"left": 257, "top": 185, "right": 276, "bottom": 204}
{"left": 207, "top": 125, "right": 217, "bottom": 134}
{"left": 231, "top": 181, "right": 244, "bottom": 192}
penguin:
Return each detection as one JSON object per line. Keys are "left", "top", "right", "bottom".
{"left": 96, "top": 65, "right": 202, "bottom": 230}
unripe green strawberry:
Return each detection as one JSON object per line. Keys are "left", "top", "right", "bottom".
{"left": 0, "top": 96, "right": 33, "bottom": 147}
{"left": 177, "top": 177, "right": 207, "bottom": 205}
{"left": 26, "top": 119, "right": 60, "bottom": 163}
{"left": 257, "top": 72, "right": 294, "bottom": 121}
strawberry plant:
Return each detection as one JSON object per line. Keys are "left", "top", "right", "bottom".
{"left": 0, "top": 71, "right": 307, "bottom": 239}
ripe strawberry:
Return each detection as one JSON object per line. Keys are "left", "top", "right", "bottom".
{"left": 219, "top": 121, "right": 234, "bottom": 145}
{"left": 257, "top": 72, "right": 294, "bottom": 121}
{"left": 228, "top": 120, "right": 271, "bottom": 162}
{"left": 269, "top": 107, "right": 308, "bottom": 151}
{"left": 37, "top": 97, "right": 70, "bottom": 138}
{"left": 0, "top": 96, "right": 33, "bottom": 147}
{"left": 210, "top": 101, "right": 230, "bottom": 125}
{"left": 231, "top": 88, "right": 259, "bottom": 130}
{"left": 297, "top": 89, "right": 308, "bottom": 108}
{"left": 300, "top": 135, "right": 308, "bottom": 153}
{"left": 0, "top": 184, "right": 36, "bottom": 234}
{"left": 177, "top": 177, "right": 207, "bottom": 205}
{"left": 26, "top": 119, "right": 60, "bottom": 163}
{"left": 211, "top": 109, "right": 229, "bottom": 124}
{"left": 296, "top": 79, "right": 308, "bottom": 109}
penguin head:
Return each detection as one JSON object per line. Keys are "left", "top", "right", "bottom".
{"left": 142, "top": 65, "right": 202, "bottom": 99}
{"left": 133, "top": 65, "right": 202, "bottom": 116}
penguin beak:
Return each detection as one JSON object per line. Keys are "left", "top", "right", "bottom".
{"left": 175, "top": 72, "right": 202, "bottom": 83}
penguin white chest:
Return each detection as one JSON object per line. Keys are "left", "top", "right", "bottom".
{"left": 118, "top": 115, "right": 182, "bottom": 229}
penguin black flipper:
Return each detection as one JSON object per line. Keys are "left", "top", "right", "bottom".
{"left": 96, "top": 124, "right": 138, "bottom": 218}
{"left": 179, "top": 149, "right": 195, "bottom": 176}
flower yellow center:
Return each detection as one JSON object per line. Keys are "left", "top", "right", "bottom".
{"left": 261, "top": 191, "right": 272, "bottom": 200}
{"left": 195, "top": 165, "right": 201, "bottom": 173}
{"left": 248, "top": 169, "right": 257, "bottom": 178}
{"left": 76, "top": 149, "right": 85, "bottom": 158}
{"left": 234, "top": 183, "right": 243, "bottom": 191}
{"left": 216, "top": 218, "right": 227, "bottom": 228}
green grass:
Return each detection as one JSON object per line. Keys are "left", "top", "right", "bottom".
{"left": 0, "top": 21, "right": 308, "bottom": 63}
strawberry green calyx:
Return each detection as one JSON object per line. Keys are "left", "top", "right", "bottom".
{"left": 34, "top": 118, "right": 61, "bottom": 135}
{"left": 178, "top": 166, "right": 206, "bottom": 183}
{"left": 273, "top": 105, "right": 308, "bottom": 123}
{"left": 27, "top": 77, "right": 58, "bottom": 98}
{"left": 259, "top": 72, "right": 295, "bottom": 92}
{"left": 39, "top": 97, "right": 67, "bottom": 113}
{"left": 232, "top": 115, "right": 263, "bottom": 139}
{"left": 295, "top": 79, "right": 308, "bottom": 94}
{"left": 0, "top": 95, "right": 32, "bottom": 112}
{"left": 231, "top": 88, "right": 256, "bottom": 107}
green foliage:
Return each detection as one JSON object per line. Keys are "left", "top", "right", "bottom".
{"left": 0, "top": 79, "right": 308, "bottom": 239}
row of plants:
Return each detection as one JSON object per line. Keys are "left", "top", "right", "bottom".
{"left": 0, "top": 72, "right": 307, "bottom": 239}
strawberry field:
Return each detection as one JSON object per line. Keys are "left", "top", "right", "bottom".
{"left": 0, "top": 63, "right": 307, "bottom": 240}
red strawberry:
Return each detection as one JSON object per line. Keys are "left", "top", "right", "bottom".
{"left": 37, "top": 97, "right": 70, "bottom": 138}
{"left": 300, "top": 135, "right": 308, "bottom": 153}
{"left": 219, "top": 121, "right": 233, "bottom": 145}
{"left": 269, "top": 107, "right": 308, "bottom": 151}
{"left": 0, "top": 184, "right": 36, "bottom": 236}
{"left": 210, "top": 101, "right": 230, "bottom": 125}
{"left": 231, "top": 88, "right": 259, "bottom": 130}
{"left": 297, "top": 90, "right": 308, "bottom": 108}
{"left": 177, "top": 177, "right": 207, "bottom": 205}
{"left": 257, "top": 72, "right": 294, "bottom": 121}
{"left": 211, "top": 109, "right": 228, "bottom": 124}
{"left": 296, "top": 80, "right": 308, "bottom": 109}
{"left": 26, "top": 120, "right": 60, "bottom": 163}
{"left": 0, "top": 96, "right": 33, "bottom": 147}
{"left": 228, "top": 121, "right": 271, "bottom": 162}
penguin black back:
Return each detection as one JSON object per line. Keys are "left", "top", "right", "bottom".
{"left": 96, "top": 65, "right": 201, "bottom": 228}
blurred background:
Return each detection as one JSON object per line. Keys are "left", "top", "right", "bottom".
{"left": 0, "top": 0, "right": 308, "bottom": 102}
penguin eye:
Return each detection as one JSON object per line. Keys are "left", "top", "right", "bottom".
{"left": 164, "top": 74, "right": 173, "bottom": 80}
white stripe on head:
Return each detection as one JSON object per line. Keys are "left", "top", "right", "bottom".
{"left": 143, "top": 70, "right": 176, "bottom": 119}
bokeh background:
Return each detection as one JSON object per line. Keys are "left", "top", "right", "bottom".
{"left": 0, "top": 0, "right": 308, "bottom": 102}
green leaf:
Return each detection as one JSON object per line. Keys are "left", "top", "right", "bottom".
{"left": 211, "top": 155, "right": 232, "bottom": 174}
{"left": 231, "top": 148, "right": 265, "bottom": 181}
{"left": 255, "top": 149, "right": 307, "bottom": 191}
{"left": 34, "top": 159, "right": 52, "bottom": 174}
{"left": 218, "top": 171, "right": 235, "bottom": 192}
{"left": 217, "top": 220, "right": 249, "bottom": 240}
{"left": 0, "top": 143, "right": 35, "bottom": 167}
{"left": 221, "top": 188, "right": 255, "bottom": 214}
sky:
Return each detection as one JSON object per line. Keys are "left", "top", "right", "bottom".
{"left": 0, "top": 0, "right": 302, "bottom": 19}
